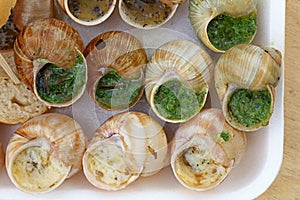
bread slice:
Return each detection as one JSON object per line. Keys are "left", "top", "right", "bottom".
{"left": 0, "top": 50, "right": 48, "bottom": 124}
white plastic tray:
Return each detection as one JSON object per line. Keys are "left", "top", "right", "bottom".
{"left": 0, "top": 0, "right": 285, "bottom": 199}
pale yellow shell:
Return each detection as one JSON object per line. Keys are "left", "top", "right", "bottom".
{"left": 214, "top": 44, "right": 282, "bottom": 131}
{"left": 5, "top": 113, "right": 87, "bottom": 193}
{"left": 170, "top": 108, "right": 246, "bottom": 191}
{"left": 145, "top": 40, "right": 213, "bottom": 123}
{"left": 56, "top": 0, "right": 116, "bottom": 26}
{"left": 12, "top": 0, "right": 54, "bottom": 30}
{"left": 118, "top": 0, "right": 178, "bottom": 29}
{"left": 13, "top": 18, "right": 87, "bottom": 108}
{"left": 82, "top": 112, "right": 168, "bottom": 191}
{"left": 0, "top": 142, "right": 4, "bottom": 169}
{"left": 189, "top": 0, "right": 257, "bottom": 52}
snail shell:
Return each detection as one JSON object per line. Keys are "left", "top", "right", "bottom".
{"left": 13, "top": 0, "right": 54, "bottom": 30}
{"left": 56, "top": 0, "right": 116, "bottom": 26}
{"left": 5, "top": 113, "right": 87, "bottom": 193}
{"left": 214, "top": 44, "right": 282, "bottom": 131}
{"left": 82, "top": 112, "right": 168, "bottom": 191}
{"left": 118, "top": 0, "right": 178, "bottom": 29}
{"left": 170, "top": 108, "right": 246, "bottom": 191}
{"left": 145, "top": 40, "right": 213, "bottom": 123}
{"left": 189, "top": 0, "right": 257, "bottom": 52}
{"left": 84, "top": 31, "right": 147, "bottom": 111}
{"left": 13, "top": 18, "right": 87, "bottom": 108}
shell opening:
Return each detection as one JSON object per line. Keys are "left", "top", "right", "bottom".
{"left": 34, "top": 53, "right": 87, "bottom": 106}
{"left": 11, "top": 146, "right": 71, "bottom": 193}
{"left": 152, "top": 78, "right": 208, "bottom": 122}
{"left": 225, "top": 87, "right": 273, "bottom": 129}
{"left": 85, "top": 140, "right": 138, "bottom": 189}
{"left": 94, "top": 69, "right": 144, "bottom": 110}
{"left": 206, "top": 12, "right": 257, "bottom": 51}
{"left": 64, "top": 0, "right": 116, "bottom": 25}
{"left": 174, "top": 145, "right": 228, "bottom": 188}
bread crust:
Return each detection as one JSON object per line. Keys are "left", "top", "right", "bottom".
{"left": 0, "top": 50, "right": 47, "bottom": 124}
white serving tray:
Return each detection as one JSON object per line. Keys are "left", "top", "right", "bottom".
{"left": 0, "top": 0, "right": 285, "bottom": 199}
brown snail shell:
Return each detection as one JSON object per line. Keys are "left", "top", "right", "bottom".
{"left": 189, "top": 0, "right": 257, "bottom": 53}
{"left": 13, "top": 0, "right": 54, "bottom": 30}
{"left": 214, "top": 44, "right": 282, "bottom": 131}
{"left": 145, "top": 40, "right": 213, "bottom": 123}
{"left": 170, "top": 108, "right": 246, "bottom": 191}
{"left": 118, "top": 0, "right": 178, "bottom": 29}
{"left": 82, "top": 112, "right": 168, "bottom": 191}
{"left": 5, "top": 113, "right": 87, "bottom": 193}
{"left": 13, "top": 18, "right": 87, "bottom": 108}
{"left": 56, "top": 0, "right": 116, "bottom": 26}
{"left": 84, "top": 31, "right": 147, "bottom": 111}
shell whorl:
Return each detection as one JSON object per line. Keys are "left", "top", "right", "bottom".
{"left": 5, "top": 113, "right": 87, "bottom": 193}
{"left": 83, "top": 112, "right": 168, "bottom": 191}
{"left": 170, "top": 108, "right": 246, "bottom": 191}
{"left": 214, "top": 44, "right": 282, "bottom": 102}
{"left": 14, "top": 18, "right": 84, "bottom": 88}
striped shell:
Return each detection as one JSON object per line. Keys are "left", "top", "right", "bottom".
{"left": 118, "top": 0, "right": 178, "bottom": 29}
{"left": 189, "top": 0, "right": 257, "bottom": 52}
{"left": 13, "top": 0, "right": 54, "bottom": 30}
{"left": 84, "top": 31, "right": 147, "bottom": 111}
{"left": 214, "top": 44, "right": 282, "bottom": 131}
{"left": 82, "top": 112, "right": 168, "bottom": 191}
{"left": 13, "top": 18, "right": 87, "bottom": 107}
{"left": 56, "top": 0, "right": 116, "bottom": 26}
{"left": 171, "top": 108, "right": 246, "bottom": 191}
{"left": 145, "top": 40, "right": 213, "bottom": 123}
{"left": 5, "top": 113, "right": 87, "bottom": 193}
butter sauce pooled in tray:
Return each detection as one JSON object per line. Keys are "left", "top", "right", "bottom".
{"left": 0, "top": 0, "right": 285, "bottom": 199}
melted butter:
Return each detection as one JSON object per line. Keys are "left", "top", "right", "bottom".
{"left": 68, "top": 0, "right": 113, "bottom": 21}
{"left": 121, "top": 0, "right": 172, "bottom": 27}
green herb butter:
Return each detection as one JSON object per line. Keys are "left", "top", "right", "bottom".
{"left": 36, "top": 55, "right": 86, "bottom": 104}
{"left": 207, "top": 12, "right": 257, "bottom": 51}
{"left": 95, "top": 70, "right": 142, "bottom": 110}
{"left": 220, "top": 131, "right": 229, "bottom": 142}
{"left": 153, "top": 79, "right": 207, "bottom": 121}
{"left": 228, "top": 88, "right": 272, "bottom": 127}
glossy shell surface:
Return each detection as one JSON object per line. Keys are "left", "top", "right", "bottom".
{"left": 13, "top": 18, "right": 87, "bottom": 108}
{"left": 189, "top": 0, "right": 257, "bottom": 52}
{"left": 214, "top": 44, "right": 282, "bottom": 131}
{"left": 170, "top": 108, "right": 246, "bottom": 191}
{"left": 82, "top": 112, "right": 168, "bottom": 191}
{"left": 84, "top": 31, "right": 147, "bottom": 111}
{"left": 145, "top": 39, "right": 213, "bottom": 123}
{"left": 5, "top": 113, "right": 87, "bottom": 193}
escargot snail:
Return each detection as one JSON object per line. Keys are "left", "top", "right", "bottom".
{"left": 214, "top": 44, "right": 282, "bottom": 131}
